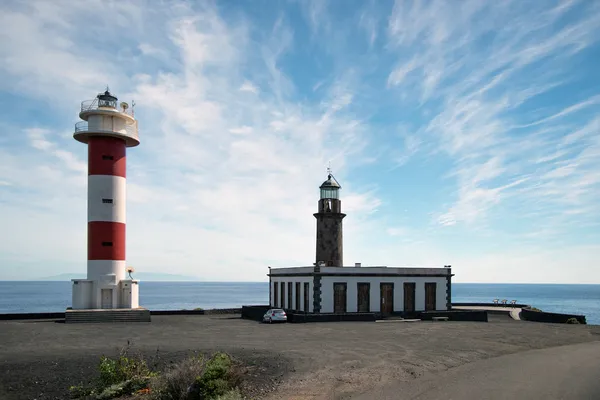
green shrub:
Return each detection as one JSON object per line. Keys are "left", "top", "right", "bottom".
{"left": 70, "top": 349, "right": 244, "bottom": 400}
{"left": 195, "top": 352, "right": 233, "bottom": 399}
{"left": 528, "top": 307, "right": 542, "bottom": 312}
{"left": 566, "top": 318, "right": 581, "bottom": 324}
{"left": 68, "top": 385, "right": 94, "bottom": 399}
{"left": 98, "top": 351, "right": 151, "bottom": 388}
{"left": 70, "top": 343, "right": 154, "bottom": 399}
{"left": 150, "top": 355, "right": 206, "bottom": 400}
{"left": 153, "top": 352, "right": 241, "bottom": 400}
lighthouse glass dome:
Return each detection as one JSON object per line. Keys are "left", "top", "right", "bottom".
{"left": 320, "top": 175, "right": 340, "bottom": 199}
{"left": 97, "top": 91, "right": 118, "bottom": 108}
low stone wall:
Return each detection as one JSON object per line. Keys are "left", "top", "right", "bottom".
{"left": 520, "top": 308, "right": 586, "bottom": 324}
{"left": 452, "top": 302, "right": 529, "bottom": 308}
{"left": 151, "top": 309, "right": 206, "bottom": 316}
{"left": 0, "top": 308, "right": 243, "bottom": 321}
{"left": 420, "top": 310, "right": 488, "bottom": 322}
{"left": 241, "top": 305, "right": 271, "bottom": 321}
{"left": 240, "top": 306, "right": 377, "bottom": 323}
{"left": 0, "top": 312, "right": 65, "bottom": 321}
{"left": 287, "top": 312, "right": 376, "bottom": 323}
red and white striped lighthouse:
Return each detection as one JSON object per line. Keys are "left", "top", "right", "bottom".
{"left": 71, "top": 89, "right": 140, "bottom": 310}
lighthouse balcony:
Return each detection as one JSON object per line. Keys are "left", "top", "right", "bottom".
{"left": 74, "top": 120, "right": 140, "bottom": 147}
{"left": 81, "top": 98, "right": 135, "bottom": 117}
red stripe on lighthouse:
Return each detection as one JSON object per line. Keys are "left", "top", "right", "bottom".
{"left": 88, "top": 221, "right": 126, "bottom": 260}
{"left": 88, "top": 136, "right": 126, "bottom": 177}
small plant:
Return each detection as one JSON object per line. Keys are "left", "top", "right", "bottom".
{"left": 151, "top": 352, "right": 242, "bottom": 400}
{"left": 193, "top": 353, "right": 236, "bottom": 399}
{"left": 528, "top": 307, "right": 542, "bottom": 312}
{"left": 150, "top": 355, "right": 206, "bottom": 400}
{"left": 98, "top": 349, "right": 151, "bottom": 388}
{"left": 566, "top": 318, "right": 581, "bottom": 324}
{"left": 69, "top": 348, "right": 245, "bottom": 400}
{"left": 70, "top": 342, "right": 155, "bottom": 399}
{"left": 69, "top": 385, "right": 94, "bottom": 398}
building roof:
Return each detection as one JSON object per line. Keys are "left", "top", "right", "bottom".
{"left": 319, "top": 174, "right": 341, "bottom": 189}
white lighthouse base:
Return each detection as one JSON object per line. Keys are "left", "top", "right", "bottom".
{"left": 71, "top": 278, "right": 140, "bottom": 310}
{"left": 68, "top": 278, "right": 150, "bottom": 323}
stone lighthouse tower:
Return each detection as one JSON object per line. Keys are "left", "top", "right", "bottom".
{"left": 314, "top": 170, "right": 346, "bottom": 267}
{"left": 67, "top": 89, "right": 149, "bottom": 322}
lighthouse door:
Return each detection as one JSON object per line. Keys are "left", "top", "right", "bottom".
{"left": 101, "top": 289, "right": 113, "bottom": 309}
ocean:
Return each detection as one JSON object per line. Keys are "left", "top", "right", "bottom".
{"left": 0, "top": 282, "right": 598, "bottom": 325}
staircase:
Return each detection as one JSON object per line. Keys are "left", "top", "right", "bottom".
{"left": 65, "top": 308, "right": 151, "bottom": 323}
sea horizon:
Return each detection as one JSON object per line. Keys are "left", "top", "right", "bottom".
{"left": 1, "top": 281, "right": 598, "bottom": 325}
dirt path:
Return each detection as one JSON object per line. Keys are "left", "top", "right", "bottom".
{"left": 1, "top": 315, "right": 598, "bottom": 399}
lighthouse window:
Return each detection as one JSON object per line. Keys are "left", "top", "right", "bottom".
{"left": 102, "top": 198, "right": 113, "bottom": 204}
{"left": 101, "top": 242, "right": 113, "bottom": 247}
{"left": 102, "top": 155, "right": 114, "bottom": 160}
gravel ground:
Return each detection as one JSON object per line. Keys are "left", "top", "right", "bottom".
{"left": 0, "top": 314, "right": 599, "bottom": 400}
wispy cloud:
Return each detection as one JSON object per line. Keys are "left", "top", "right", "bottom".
{"left": 0, "top": 0, "right": 599, "bottom": 283}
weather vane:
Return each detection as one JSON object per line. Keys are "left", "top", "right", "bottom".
{"left": 327, "top": 161, "right": 332, "bottom": 176}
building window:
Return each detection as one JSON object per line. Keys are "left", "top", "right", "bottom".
{"left": 304, "top": 282, "right": 310, "bottom": 312}
{"left": 280, "top": 282, "right": 285, "bottom": 309}
{"left": 287, "top": 282, "right": 293, "bottom": 311}
{"left": 101, "top": 242, "right": 113, "bottom": 246}
{"left": 273, "top": 282, "right": 278, "bottom": 307}
{"left": 295, "top": 282, "right": 301, "bottom": 310}
{"left": 102, "top": 155, "right": 114, "bottom": 160}
{"left": 102, "top": 198, "right": 113, "bottom": 204}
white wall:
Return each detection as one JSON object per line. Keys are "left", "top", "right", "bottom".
{"left": 270, "top": 277, "right": 313, "bottom": 312}
{"left": 320, "top": 276, "right": 447, "bottom": 313}
{"left": 87, "top": 114, "right": 129, "bottom": 135}
{"left": 72, "top": 280, "right": 93, "bottom": 309}
{"left": 88, "top": 175, "right": 126, "bottom": 223}
{"left": 119, "top": 280, "right": 140, "bottom": 308}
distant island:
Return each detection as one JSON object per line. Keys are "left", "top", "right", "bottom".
{"left": 36, "top": 272, "right": 202, "bottom": 282}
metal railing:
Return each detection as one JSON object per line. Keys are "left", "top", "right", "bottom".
{"left": 80, "top": 99, "right": 135, "bottom": 117}
{"left": 74, "top": 121, "right": 139, "bottom": 138}
{"left": 75, "top": 121, "right": 88, "bottom": 132}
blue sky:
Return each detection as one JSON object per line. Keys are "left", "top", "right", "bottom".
{"left": 1, "top": 0, "right": 600, "bottom": 283}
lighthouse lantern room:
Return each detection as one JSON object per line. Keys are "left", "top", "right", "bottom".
{"left": 70, "top": 88, "right": 144, "bottom": 315}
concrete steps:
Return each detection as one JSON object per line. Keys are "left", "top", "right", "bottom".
{"left": 65, "top": 308, "right": 151, "bottom": 323}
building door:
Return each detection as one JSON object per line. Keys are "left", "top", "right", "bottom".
{"left": 273, "top": 282, "right": 278, "bottom": 307}
{"left": 288, "top": 282, "right": 293, "bottom": 310}
{"left": 404, "top": 282, "right": 415, "bottom": 313}
{"left": 295, "top": 282, "right": 301, "bottom": 310}
{"left": 425, "top": 282, "right": 437, "bottom": 311}
{"left": 101, "top": 289, "right": 113, "bottom": 309}
{"left": 333, "top": 283, "right": 347, "bottom": 313}
{"left": 280, "top": 282, "right": 285, "bottom": 308}
{"left": 357, "top": 283, "right": 370, "bottom": 312}
{"left": 380, "top": 283, "right": 394, "bottom": 314}
{"left": 303, "top": 282, "right": 310, "bottom": 312}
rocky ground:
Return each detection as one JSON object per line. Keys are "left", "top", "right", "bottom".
{"left": 0, "top": 314, "right": 599, "bottom": 399}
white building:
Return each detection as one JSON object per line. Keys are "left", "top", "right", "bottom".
{"left": 268, "top": 172, "right": 453, "bottom": 315}
{"left": 269, "top": 265, "right": 451, "bottom": 314}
